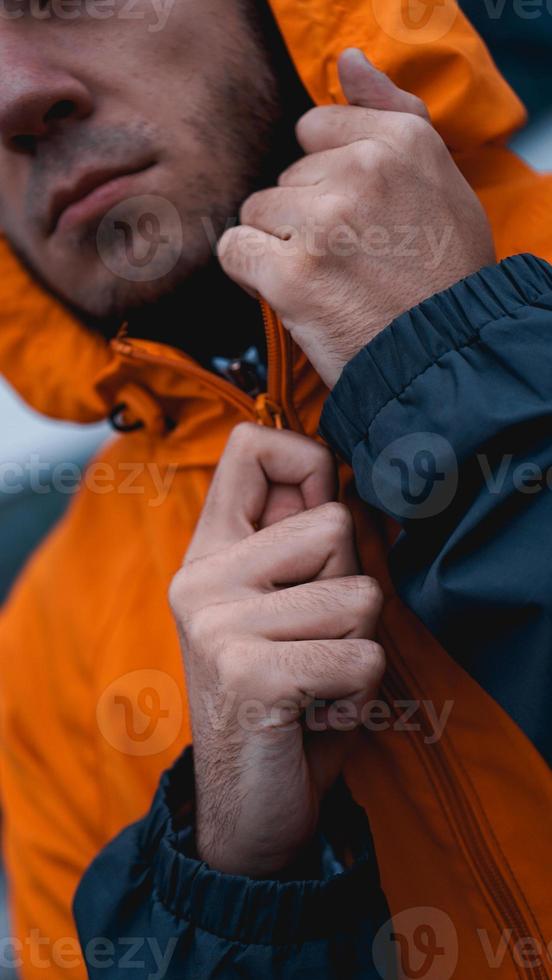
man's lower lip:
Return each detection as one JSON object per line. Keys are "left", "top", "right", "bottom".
{"left": 55, "top": 169, "right": 152, "bottom": 234}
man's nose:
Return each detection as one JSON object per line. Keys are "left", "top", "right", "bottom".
{"left": 0, "top": 44, "right": 93, "bottom": 152}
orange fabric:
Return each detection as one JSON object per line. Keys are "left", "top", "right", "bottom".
{"left": 0, "top": 1, "right": 551, "bottom": 977}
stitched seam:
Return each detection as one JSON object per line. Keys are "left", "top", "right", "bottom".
{"left": 384, "top": 623, "right": 546, "bottom": 979}
{"left": 359, "top": 296, "right": 550, "bottom": 439}
{"left": 453, "top": 750, "right": 549, "bottom": 960}
{"left": 149, "top": 885, "right": 374, "bottom": 950}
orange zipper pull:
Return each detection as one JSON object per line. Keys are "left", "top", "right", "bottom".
{"left": 254, "top": 392, "right": 285, "bottom": 429}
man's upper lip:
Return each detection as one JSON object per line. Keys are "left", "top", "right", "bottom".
{"left": 48, "top": 163, "right": 152, "bottom": 233}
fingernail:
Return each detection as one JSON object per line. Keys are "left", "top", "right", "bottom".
{"left": 343, "top": 48, "right": 371, "bottom": 66}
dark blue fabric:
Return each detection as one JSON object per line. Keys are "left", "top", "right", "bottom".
{"left": 321, "top": 252, "right": 552, "bottom": 765}
{"left": 75, "top": 252, "right": 552, "bottom": 974}
{"left": 460, "top": 0, "right": 552, "bottom": 118}
{"left": 74, "top": 748, "right": 391, "bottom": 978}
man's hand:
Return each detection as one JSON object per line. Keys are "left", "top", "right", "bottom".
{"left": 169, "top": 424, "right": 385, "bottom": 878}
{"left": 218, "top": 49, "right": 496, "bottom": 389}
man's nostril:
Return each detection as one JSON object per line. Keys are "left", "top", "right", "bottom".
{"left": 44, "top": 99, "right": 75, "bottom": 123}
{"left": 12, "top": 134, "right": 36, "bottom": 154}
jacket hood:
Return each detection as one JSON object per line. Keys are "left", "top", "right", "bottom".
{"left": 0, "top": 0, "right": 526, "bottom": 424}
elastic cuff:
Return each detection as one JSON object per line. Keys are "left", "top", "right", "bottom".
{"left": 140, "top": 748, "right": 388, "bottom": 947}
{"left": 320, "top": 253, "right": 552, "bottom": 462}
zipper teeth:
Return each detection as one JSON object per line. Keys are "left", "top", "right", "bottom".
{"left": 261, "top": 299, "right": 284, "bottom": 408}
{"left": 115, "top": 317, "right": 541, "bottom": 972}
{"left": 384, "top": 666, "right": 547, "bottom": 980}
{"left": 114, "top": 299, "right": 288, "bottom": 427}
{"left": 260, "top": 300, "right": 303, "bottom": 434}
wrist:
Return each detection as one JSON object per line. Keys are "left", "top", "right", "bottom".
{"left": 197, "top": 831, "right": 306, "bottom": 879}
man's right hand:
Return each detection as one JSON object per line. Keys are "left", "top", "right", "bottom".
{"left": 169, "top": 423, "right": 385, "bottom": 879}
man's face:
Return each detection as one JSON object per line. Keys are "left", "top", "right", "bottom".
{"left": 0, "top": 0, "right": 281, "bottom": 319}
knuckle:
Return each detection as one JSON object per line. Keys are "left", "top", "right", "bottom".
{"left": 278, "top": 161, "right": 300, "bottom": 187}
{"left": 309, "top": 440, "right": 336, "bottom": 477}
{"left": 348, "top": 139, "right": 394, "bottom": 190}
{"left": 358, "top": 640, "right": 387, "bottom": 681}
{"left": 412, "top": 95, "right": 430, "bottom": 121}
{"left": 296, "top": 105, "right": 334, "bottom": 142}
{"left": 369, "top": 139, "right": 396, "bottom": 172}
{"left": 240, "top": 189, "right": 264, "bottom": 225}
{"left": 217, "top": 639, "right": 259, "bottom": 694}
{"left": 180, "top": 604, "right": 216, "bottom": 650}
{"left": 350, "top": 139, "right": 379, "bottom": 173}
{"left": 313, "top": 190, "right": 347, "bottom": 226}
{"left": 168, "top": 566, "right": 195, "bottom": 619}
{"left": 400, "top": 112, "right": 432, "bottom": 146}
{"left": 320, "top": 500, "right": 354, "bottom": 540}
{"left": 226, "top": 421, "right": 259, "bottom": 456}
{"left": 290, "top": 245, "right": 319, "bottom": 285}
{"left": 353, "top": 575, "right": 384, "bottom": 613}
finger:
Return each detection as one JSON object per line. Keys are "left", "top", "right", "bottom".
{"left": 217, "top": 224, "right": 275, "bottom": 299}
{"left": 278, "top": 148, "right": 339, "bottom": 188}
{"left": 338, "top": 48, "right": 430, "bottom": 120}
{"left": 257, "top": 483, "right": 307, "bottom": 530}
{"left": 231, "top": 501, "right": 360, "bottom": 586}
{"left": 240, "top": 187, "right": 309, "bottom": 238}
{"left": 297, "top": 104, "right": 403, "bottom": 154}
{"left": 271, "top": 637, "right": 386, "bottom": 703}
{"left": 181, "top": 503, "right": 360, "bottom": 610}
{"left": 186, "top": 426, "right": 337, "bottom": 561}
{"left": 306, "top": 729, "right": 361, "bottom": 797}
{"left": 232, "top": 576, "right": 383, "bottom": 641}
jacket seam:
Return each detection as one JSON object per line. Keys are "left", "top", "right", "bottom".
{"left": 453, "top": 750, "right": 549, "bottom": 956}
{"left": 149, "top": 886, "right": 369, "bottom": 950}
{"left": 383, "top": 626, "right": 544, "bottom": 980}
{"left": 359, "top": 291, "right": 552, "bottom": 442}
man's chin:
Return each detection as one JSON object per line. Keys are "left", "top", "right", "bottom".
{"left": 41, "top": 239, "right": 213, "bottom": 327}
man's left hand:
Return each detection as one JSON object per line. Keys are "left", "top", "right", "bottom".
{"left": 218, "top": 48, "right": 496, "bottom": 389}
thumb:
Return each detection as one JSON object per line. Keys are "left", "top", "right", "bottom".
{"left": 338, "top": 48, "right": 430, "bottom": 121}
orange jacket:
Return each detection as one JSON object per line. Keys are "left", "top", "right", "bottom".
{"left": 0, "top": 1, "right": 551, "bottom": 977}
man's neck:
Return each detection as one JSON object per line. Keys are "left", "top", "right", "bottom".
{"left": 125, "top": 260, "right": 267, "bottom": 369}
{"left": 114, "top": 5, "right": 312, "bottom": 371}
{"left": 125, "top": 10, "right": 312, "bottom": 368}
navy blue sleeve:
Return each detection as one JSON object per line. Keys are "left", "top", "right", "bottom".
{"left": 74, "top": 748, "right": 390, "bottom": 978}
{"left": 320, "top": 252, "right": 552, "bottom": 765}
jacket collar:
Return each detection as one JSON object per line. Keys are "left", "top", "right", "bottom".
{"left": 0, "top": 0, "right": 525, "bottom": 431}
